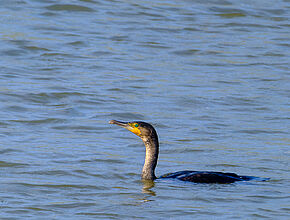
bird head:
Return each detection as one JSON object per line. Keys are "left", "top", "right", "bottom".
{"left": 109, "top": 120, "right": 156, "bottom": 138}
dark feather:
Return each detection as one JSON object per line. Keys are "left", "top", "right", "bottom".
{"left": 160, "top": 170, "right": 254, "bottom": 183}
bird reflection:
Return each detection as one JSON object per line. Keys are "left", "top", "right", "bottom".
{"left": 141, "top": 179, "right": 156, "bottom": 196}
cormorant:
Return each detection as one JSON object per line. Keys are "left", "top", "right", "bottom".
{"left": 109, "top": 120, "right": 257, "bottom": 184}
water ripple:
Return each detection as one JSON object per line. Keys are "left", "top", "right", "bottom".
{"left": 0, "top": 0, "right": 289, "bottom": 219}
{"left": 45, "top": 4, "right": 94, "bottom": 12}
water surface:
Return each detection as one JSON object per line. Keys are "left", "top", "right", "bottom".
{"left": 0, "top": 0, "right": 289, "bottom": 219}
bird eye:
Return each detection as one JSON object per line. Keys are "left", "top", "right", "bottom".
{"left": 134, "top": 123, "right": 139, "bottom": 128}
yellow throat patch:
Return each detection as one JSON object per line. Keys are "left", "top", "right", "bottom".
{"left": 128, "top": 125, "right": 141, "bottom": 136}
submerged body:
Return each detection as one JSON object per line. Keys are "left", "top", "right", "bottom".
{"left": 109, "top": 120, "right": 260, "bottom": 184}
{"left": 159, "top": 170, "right": 254, "bottom": 183}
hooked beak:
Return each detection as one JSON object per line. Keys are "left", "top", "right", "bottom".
{"left": 109, "top": 120, "right": 129, "bottom": 128}
{"left": 109, "top": 120, "right": 141, "bottom": 136}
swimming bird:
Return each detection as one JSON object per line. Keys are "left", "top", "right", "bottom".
{"left": 109, "top": 120, "right": 256, "bottom": 184}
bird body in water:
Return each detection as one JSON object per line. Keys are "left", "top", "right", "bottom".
{"left": 109, "top": 120, "right": 258, "bottom": 184}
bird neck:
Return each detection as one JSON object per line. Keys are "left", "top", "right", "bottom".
{"left": 141, "top": 135, "right": 159, "bottom": 180}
